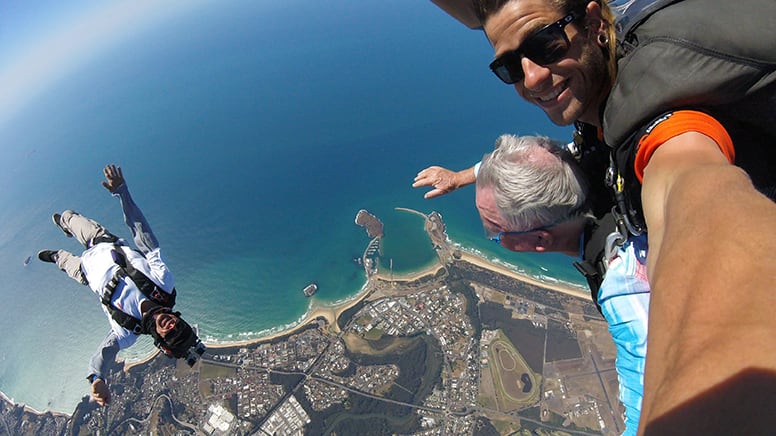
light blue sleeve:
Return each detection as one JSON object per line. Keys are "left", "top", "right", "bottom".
{"left": 87, "top": 331, "right": 121, "bottom": 381}
{"left": 112, "top": 182, "right": 159, "bottom": 254}
{"left": 597, "top": 236, "right": 651, "bottom": 436}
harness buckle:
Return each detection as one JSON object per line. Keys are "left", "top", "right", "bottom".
{"left": 604, "top": 230, "right": 627, "bottom": 265}
{"left": 102, "top": 269, "right": 125, "bottom": 305}
{"left": 568, "top": 130, "right": 583, "bottom": 160}
{"left": 150, "top": 288, "right": 168, "bottom": 305}
{"left": 88, "top": 233, "right": 120, "bottom": 249}
{"left": 605, "top": 165, "right": 616, "bottom": 189}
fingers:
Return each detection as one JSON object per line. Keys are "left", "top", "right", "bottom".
{"left": 414, "top": 166, "right": 440, "bottom": 181}
{"left": 102, "top": 165, "right": 115, "bottom": 192}
{"left": 103, "top": 164, "right": 121, "bottom": 179}
{"left": 92, "top": 393, "right": 106, "bottom": 406}
{"left": 413, "top": 166, "right": 457, "bottom": 199}
{"left": 413, "top": 167, "right": 442, "bottom": 188}
{"left": 412, "top": 173, "right": 427, "bottom": 187}
{"left": 424, "top": 188, "right": 445, "bottom": 199}
{"left": 412, "top": 176, "right": 432, "bottom": 188}
{"left": 102, "top": 164, "right": 124, "bottom": 192}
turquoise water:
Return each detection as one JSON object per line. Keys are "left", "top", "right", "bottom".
{"left": 0, "top": 0, "right": 580, "bottom": 412}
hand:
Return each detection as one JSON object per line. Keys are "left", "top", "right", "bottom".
{"left": 412, "top": 166, "right": 475, "bottom": 199}
{"left": 101, "top": 164, "right": 125, "bottom": 193}
{"left": 91, "top": 378, "right": 111, "bottom": 406}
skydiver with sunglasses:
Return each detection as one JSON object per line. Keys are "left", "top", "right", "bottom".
{"left": 428, "top": 0, "right": 776, "bottom": 433}
{"left": 38, "top": 164, "right": 204, "bottom": 406}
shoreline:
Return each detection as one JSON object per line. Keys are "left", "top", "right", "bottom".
{"left": 125, "top": 248, "right": 587, "bottom": 367}
{"left": 199, "top": 291, "right": 366, "bottom": 351}
{"left": 110, "top": 245, "right": 591, "bottom": 371}
{"left": 455, "top": 251, "right": 590, "bottom": 300}
{"left": 0, "top": 390, "right": 69, "bottom": 418}
{"left": 124, "top": 282, "right": 375, "bottom": 369}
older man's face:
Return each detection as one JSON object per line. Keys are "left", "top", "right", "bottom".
{"left": 484, "top": 0, "right": 609, "bottom": 126}
{"left": 476, "top": 184, "right": 542, "bottom": 252}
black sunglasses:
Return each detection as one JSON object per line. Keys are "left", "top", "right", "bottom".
{"left": 489, "top": 12, "right": 579, "bottom": 85}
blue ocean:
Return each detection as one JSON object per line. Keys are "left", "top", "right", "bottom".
{"left": 0, "top": 0, "right": 581, "bottom": 412}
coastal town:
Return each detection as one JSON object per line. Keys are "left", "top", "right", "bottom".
{"left": 1, "top": 209, "right": 622, "bottom": 435}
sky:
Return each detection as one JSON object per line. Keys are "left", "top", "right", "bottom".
{"left": 0, "top": 1, "right": 209, "bottom": 128}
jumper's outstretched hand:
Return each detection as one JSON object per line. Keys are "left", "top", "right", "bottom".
{"left": 101, "top": 164, "right": 125, "bottom": 193}
{"left": 412, "top": 165, "right": 476, "bottom": 199}
{"left": 91, "top": 378, "right": 111, "bottom": 406}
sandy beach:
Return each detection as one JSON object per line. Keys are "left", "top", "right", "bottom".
{"left": 203, "top": 300, "right": 357, "bottom": 351}
{"left": 0, "top": 390, "right": 69, "bottom": 417}
{"left": 204, "top": 250, "right": 589, "bottom": 347}
{"left": 456, "top": 251, "right": 590, "bottom": 300}
{"left": 369, "top": 247, "right": 587, "bottom": 298}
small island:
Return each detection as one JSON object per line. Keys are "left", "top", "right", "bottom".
{"left": 354, "top": 209, "right": 383, "bottom": 238}
{"left": 303, "top": 283, "right": 318, "bottom": 297}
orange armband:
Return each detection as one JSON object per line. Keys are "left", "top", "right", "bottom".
{"left": 634, "top": 111, "right": 735, "bottom": 183}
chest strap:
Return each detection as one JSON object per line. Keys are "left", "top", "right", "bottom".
{"left": 102, "top": 269, "right": 145, "bottom": 334}
{"left": 573, "top": 213, "right": 625, "bottom": 314}
{"left": 100, "top": 245, "right": 177, "bottom": 334}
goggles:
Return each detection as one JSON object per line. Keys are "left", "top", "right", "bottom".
{"left": 489, "top": 12, "right": 579, "bottom": 85}
{"left": 486, "top": 222, "right": 559, "bottom": 247}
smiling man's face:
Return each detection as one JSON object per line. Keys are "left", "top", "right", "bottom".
{"left": 484, "top": 0, "right": 610, "bottom": 126}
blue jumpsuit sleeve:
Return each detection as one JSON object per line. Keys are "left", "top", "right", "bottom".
{"left": 87, "top": 331, "right": 121, "bottom": 381}
{"left": 112, "top": 182, "right": 159, "bottom": 254}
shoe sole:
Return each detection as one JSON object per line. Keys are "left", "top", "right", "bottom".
{"left": 37, "top": 250, "right": 57, "bottom": 263}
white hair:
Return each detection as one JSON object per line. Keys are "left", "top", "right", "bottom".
{"left": 477, "top": 134, "right": 591, "bottom": 230}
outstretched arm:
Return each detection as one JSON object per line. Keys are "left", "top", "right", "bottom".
{"left": 86, "top": 332, "right": 120, "bottom": 406}
{"left": 102, "top": 164, "right": 159, "bottom": 254}
{"left": 638, "top": 133, "right": 776, "bottom": 433}
{"left": 413, "top": 165, "right": 477, "bottom": 199}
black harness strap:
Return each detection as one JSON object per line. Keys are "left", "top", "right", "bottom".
{"left": 117, "top": 249, "right": 177, "bottom": 307}
{"left": 573, "top": 213, "right": 620, "bottom": 315}
{"left": 102, "top": 269, "right": 146, "bottom": 334}
{"left": 100, "top": 244, "right": 176, "bottom": 334}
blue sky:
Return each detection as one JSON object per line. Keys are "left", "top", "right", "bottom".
{"left": 0, "top": 1, "right": 209, "bottom": 127}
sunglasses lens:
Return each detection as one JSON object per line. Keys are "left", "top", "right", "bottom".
{"left": 524, "top": 26, "right": 569, "bottom": 65}
{"left": 489, "top": 19, "right": 571, "bottom": 85}
{"left": 490, "top": 53, "right": 523, "bottom": 84}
